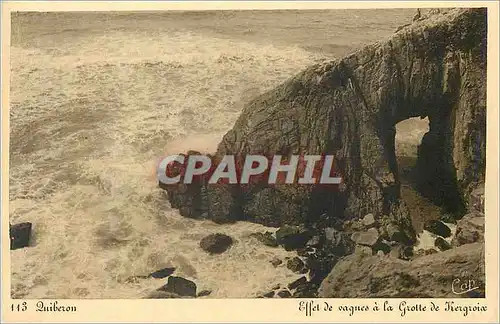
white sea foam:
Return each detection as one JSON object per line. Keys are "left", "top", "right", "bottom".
{"left": 9, "top": 28, "right": 323, "bottom": 299}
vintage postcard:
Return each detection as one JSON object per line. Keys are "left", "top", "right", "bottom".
{"left": 1, "top": 1, "right": 499, "bottom": 323}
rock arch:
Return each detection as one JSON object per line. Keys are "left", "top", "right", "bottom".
{"left": 162, "top": 8, "right": 487, "bottom": 241}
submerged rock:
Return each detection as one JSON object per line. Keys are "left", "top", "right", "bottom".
{"left": 270, "top": 257, "right": 282, "bottom": 267}
{"left": 293, "top": 283, "right": 319, "bottom": 298}
{"left": 277, "top": 290, "right": 292, "bottom": 298}
{"left": 150, "top": 267, "right": 176, "bottom": 279}
{"left": 361, "top": 213, "right": 377, "bottom": 229}
{"left": 389, "top": 244, "right": 413, "bottom": 260}
{"left": 262, "top": 291, "right": 275, "bottom": 298}
{"left": 424, "top": 220, "right": 451, "bottom": 238}
{"left": 199, "top": 233, "right": 233, "bottom": 254}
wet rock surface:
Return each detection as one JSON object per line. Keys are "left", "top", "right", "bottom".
{"left": 157, "top": 276, "right": 197, "bottom": 297}
{"left": 275, "top": 225, "right": 312, "bottom": 251}
{"left": 286, "top": 257, "right": 307, "bottom": 274}
{"left": 162, "top": 9, "right": 486, "bottom": 245}
{"left": 197, "top": 290, "right": 212, "bottom": 297}
{"left": 424, "top": 220, "right": 452, "bottom": 238}
{"left": 434, "top": 237, "right": 451, "bottom": 251}
{"left": 10, "top": 222, "right": 32, "bottom": 250}
{"left": 150, "top": 267, "right": 176, "bottom": 279}
{"left": 319, "top": 243, "right": 485, "bottom": 298}
{"left": 250, "top": 231, "right": 278, "bottom": 247}
{"left": 452, "top": 212, "right": 485, "bottom": 247}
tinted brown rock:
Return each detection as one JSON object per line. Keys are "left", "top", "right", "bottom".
{"left": 452, "top": 212, "right": 485, "bottom": 247}
{"left": 199, "top": 233, "right": 233, "bottom": 255}
{"left": 318, "top": 243, "right": 484, "bottom": 298}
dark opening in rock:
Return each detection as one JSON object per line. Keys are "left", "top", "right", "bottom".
{"left": 393, "top": 117, "right": 466, "bottom": 234}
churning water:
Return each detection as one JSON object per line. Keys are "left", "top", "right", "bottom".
{"left": 9, "top": 10, "right": 416, "bottom": 298}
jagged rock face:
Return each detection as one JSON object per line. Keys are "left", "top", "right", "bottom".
{"left": 318, "top": 242, "right": 485, "bottom": 298}
{"left": 163, "top": 9, "right": 486, "bottom": 236}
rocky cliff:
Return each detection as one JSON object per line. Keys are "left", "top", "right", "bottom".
{"left": 162, "top": 8, "right": 487, "bottom": 242}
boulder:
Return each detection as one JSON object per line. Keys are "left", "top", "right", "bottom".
{"left": 10, "top": 222, "right": 32, "bottom": 250}
{"left": 435, "top": 237, "right": 451, "bottom": 251}
{"left": 361, "top": 213, "right": 377, "bottom": 228}
{"left": 157, "top": 276, "right": 197, "bottom": 297}
{"left": 288, "top": 276, "right": 308, "bottom": 290}
{"left": 287, "top": 257, "right": 307, "bottom": 274}
{"left": 197, "top": 290, "right": 212, "bottom": 297}
{"left": 452, "top": 212, "right": 485, "bottom": 247}
{"left": 383, "top": 223, "right": 413, "bottom": 246}
{"left": 389, "top": 244, "right": 413, "bottom": 260}
{"left": 149, "top": 267, "right": 176, "bottom": 279}
{"left": 277, "top": 290, "right": 292, "bottom": 298}
{"left": 250, "top": 231, "right": 278, "bottom": 247}
{"left": 275, "top": 225, "right": 312, "bottom": 251}
{"left": 351, "top": 228, "right": 380, "bottom": 247}
{"left": 199, "top": 233, "right": 233, "bottom": 254}
{"left": 270, "top": 257, "right": 282, "bottom": 267}
{"left": 293, "top": 283, "right": 319, "bottom": 298}
{"left": 144, "top": 291, "right": 183, "bottom": 299}
{"left": 424, "top": 220, "right": 451, "bottom": 238}
{"left": 262, "top": 291, "right": 275, "bottom": 298}
{"left": 318, "top": 243, "right": 484, "bottom": 298}
{"left": 324, "top": 227, "right": 354, "bottom": 252}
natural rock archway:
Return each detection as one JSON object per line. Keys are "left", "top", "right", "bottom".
{"left": 161, "top": 8, "right": 487, "bottom": 242}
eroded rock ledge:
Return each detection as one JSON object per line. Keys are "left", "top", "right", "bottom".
{"left": 318, "top": 242, "right": 485, "bottom": 298}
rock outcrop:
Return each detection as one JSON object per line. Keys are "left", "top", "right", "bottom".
{"left": 161, "top": 8, "right": 486, "bottom": 243}
{"left": 199, "top": 233, "right": 234, "bottom": 255}
{"left": 451, "top": 211, "right": 485, "bottom": 247}
{"left": 318, "top": 242, "right": 485, "bottom": 298}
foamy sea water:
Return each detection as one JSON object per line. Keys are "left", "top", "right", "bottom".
{"left": 9, "top": 30, "right": 328, "bottom": 298}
